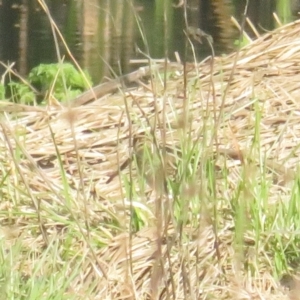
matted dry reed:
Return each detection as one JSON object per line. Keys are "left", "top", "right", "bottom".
{"left": 2, "top": 19, "right": 300, "bottom": 299}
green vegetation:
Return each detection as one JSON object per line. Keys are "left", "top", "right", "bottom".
{"left": 7, "top": 81, "right": 36, "bottom": 105}
{"left": 3, "top": 63, "right": 92, "bottom": 105}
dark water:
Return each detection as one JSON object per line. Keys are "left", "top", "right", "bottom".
{"left": 0, "top": 0, "right": 298, "bottom": 83}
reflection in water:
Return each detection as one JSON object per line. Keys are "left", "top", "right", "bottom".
{"left": 0, "top": 0, "right": 298, "bottom": 83}
{"left": 19, "top": 0, "right": 29, "bottom": 75}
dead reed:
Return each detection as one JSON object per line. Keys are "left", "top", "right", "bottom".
{"left": 2, "top": 18, "right": 300, "bottom": 299}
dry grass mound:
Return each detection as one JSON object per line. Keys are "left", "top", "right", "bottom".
{"left": 2, "top": 19, "right": 300, "bottom": 299}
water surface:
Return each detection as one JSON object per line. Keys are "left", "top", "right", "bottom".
{"left": 0, "top": 0, "right": 298, "bottom": 83}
